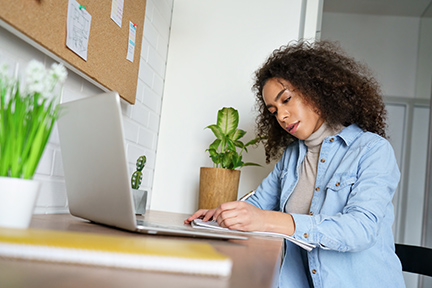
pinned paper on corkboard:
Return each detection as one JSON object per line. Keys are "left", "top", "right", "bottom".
{"left": 0, "top": 0, "right": 146, "bottom": 104}
{"left": 66, "top": 0, "right": 92, "bottom": 61}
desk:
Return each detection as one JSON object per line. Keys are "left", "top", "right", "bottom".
{"left": 0, "top": 211, "right": 283, "bottom": 288}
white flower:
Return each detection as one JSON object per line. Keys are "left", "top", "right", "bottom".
{"left": 0, "top": 59, "right": 67, "bottom": 99}
{"left": 25, "top": 60, "right": 47, "bottom": 94}
{"left": 0, "top": 64, "right": 10, "bottom": 87}
{"left": 49, "top": 63, "right": 67, "bottom": 84}
{"left": 0, "top": 64, "right": 9, "bottom": 80}
{"left": 23, "top": 60, "right": 67, "bottom": 96}
{"left": 25, "top": 60, "right": 46, "bottom": 83}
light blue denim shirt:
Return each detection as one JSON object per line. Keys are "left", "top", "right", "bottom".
{"left": 246, "top": 124, "right": 405, "bottom": 288}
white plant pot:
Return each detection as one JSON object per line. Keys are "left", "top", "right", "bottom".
{"left": 0, "top": 177, "right": 40, "bottom": 229}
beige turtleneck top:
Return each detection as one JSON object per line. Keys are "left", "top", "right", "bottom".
{"left": 285, "top": 122, "right": 343, "bottom": 214}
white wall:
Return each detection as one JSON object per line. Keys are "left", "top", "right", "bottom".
{"left": 0, "top": 0, "right": 173, "bottom": 213}
{"left": 416, "top": 17, "right": 432, "bottom": 99}
{"left": 321, "top": 12, "right": 420, "bottom": 98}
{"left": 151, "top": 0, "right": 304, "bottom": 214}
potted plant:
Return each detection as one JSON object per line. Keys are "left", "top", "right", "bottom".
{"left": 0, "top": 60, "right": 67, "bottom": 229}
{"left": 199, "top": 107, "right": 262, "bottom": 209}
{"left": 131, "top": 155, "right": 147, "bottom": 215}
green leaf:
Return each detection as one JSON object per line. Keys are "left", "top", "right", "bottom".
{"left": 0, "top": 88, "right": 61, "bottom": 178}
{"left": 242, "top": 162, "right": 262, "bottom": 167}
{"left": 205, "top": 124, "right": 223, "bottom": 140}
{"left": 233, "top": 140, "right": 245, "bottom": 149}
{"left": 217, "top": 107, "right": 238, "bottom": 135}
{"left": 207, "top": 148, "right": 218, "bottom": 157}
{"left": 131, "top": 171, "right": 143, "bottom": 189}
{"left": 209, "top": 139, "right": 221, "bottom": 151}
{"left": 204, "top": 106, "right": 262, "bottom": 170}
{"left": 225, "top": 138, "right": 236, "bottom": 152}
{"left": 222, "top": 152, "right": 234, "bottom": 169}
{"left": 230, "top": 128, "right": 246, "bottom": 141}
{"left": 231, "top": 154, "right": 243, "bottom": 169}
{"left": 24, "top": 119, "right": 46, "bottom": 179}
{"left": 245, "top": 137, "right": 260, "bottom": 147}
{"left": 210, "top": 153, "right": 222, "bottom": 167}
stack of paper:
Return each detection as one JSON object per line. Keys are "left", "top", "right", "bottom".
{"left": 192, "top": 219, "right": 315, "bottom": 251}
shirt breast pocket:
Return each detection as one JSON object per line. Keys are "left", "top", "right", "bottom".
{"left": 321, "top": 174, "right": 357, "bottom": 215}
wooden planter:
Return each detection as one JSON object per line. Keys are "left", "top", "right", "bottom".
{"left": 198, "top": 167, "right": 241, "bottom": 209}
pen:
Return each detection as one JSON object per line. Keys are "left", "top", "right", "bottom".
{"left": 239, "top": 190, "right": 256, "bottom": 202}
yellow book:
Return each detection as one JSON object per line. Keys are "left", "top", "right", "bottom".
{"left": 0, "top": 227, "right": 232, "bottom": 277}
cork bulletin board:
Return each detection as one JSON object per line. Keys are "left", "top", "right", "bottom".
{"left": 0, "top": 0, "right": 146, "bottom": 104}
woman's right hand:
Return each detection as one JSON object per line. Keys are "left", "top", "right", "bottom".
{"left": 184, "top": 208, "right": 216, "bottom": 224}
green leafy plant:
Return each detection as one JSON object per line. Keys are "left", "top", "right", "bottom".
{"left": 0, "top": 60, "right": 67, "bottom": 179}
{"left": 205, "top": 107, "right": 262, "bottom": 170}
{"left": 131, "top": 155, "right": 146, "bottom": 189}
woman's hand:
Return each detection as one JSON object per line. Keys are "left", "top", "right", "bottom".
{"left": 212, "top": 201, "right": 267, "bottom": 232}
{"left": 183, "top": 202, "right": 264, "bottom": 231}
{"left": 185, "top": 201, "right": 295, "bottom": 236}
{"left": 184, "top": 208, "right": 216, "bottom": 224}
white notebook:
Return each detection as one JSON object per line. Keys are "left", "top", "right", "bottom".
{"left": 192, "top": 219, "right": 315, "bottom": 252}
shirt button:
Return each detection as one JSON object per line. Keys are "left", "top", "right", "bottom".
{"left": 304, "top": 233, "right": 309, "bottom": 238}
{"left": 330, "top": 138, "right": 334, "bottom": 142}
{"left": 320, "top": 158, "right": 325, "bottom": 163}
{"left": 309, "top": 211, "right": 313, "bottom": 215}
{"left": 312, "top": 269, "right": 317, "bottom": 274}
{"left": 315, "top": 187, "right": 320, "bottom": 191}
{"left": 335, "top": 182, "right": 340, "bottom": 187}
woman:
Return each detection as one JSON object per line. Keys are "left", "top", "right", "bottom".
{"left": 185, "top": 40, "right": 405, "bottom": 288}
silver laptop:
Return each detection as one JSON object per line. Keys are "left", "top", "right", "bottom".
{"left": 57, "top": 92, "right": 246, "bottom": 240}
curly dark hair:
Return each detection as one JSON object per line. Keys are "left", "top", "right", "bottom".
{"left": 253, "top": 40, "right": 387, "bottom": 163}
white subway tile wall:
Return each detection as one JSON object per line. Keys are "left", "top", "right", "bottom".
{"left": 0, "top": 0, "right": 173, "bottom": 214}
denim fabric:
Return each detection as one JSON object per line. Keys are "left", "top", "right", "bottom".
{"left": 246, "top": 124, "right": 405, "bottom": 288}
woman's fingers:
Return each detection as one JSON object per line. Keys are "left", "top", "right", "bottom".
{"left": 184, "top": 209, "right": 208, "bottom": 224}
{"left": 202, "top": 209, "right": 216, "bottom": 222}
{"left": 185, "top": 201, "right": 265, "bottom": 232}
{"left": 212, "top": 201, "right": 240, "bottom": 220}
{"left": 213, "top": 201, "right": 263, "bottom": 231}
{"left": 184, "top": 208, "right": 216, "bottom": 224}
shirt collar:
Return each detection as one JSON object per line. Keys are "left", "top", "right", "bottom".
{"left": 337, "top": 124, "right": 364, "bottom": 146}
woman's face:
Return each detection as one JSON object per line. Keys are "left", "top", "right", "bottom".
{"left": 262, "top": 78, "right": 324, "bottom": 140}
